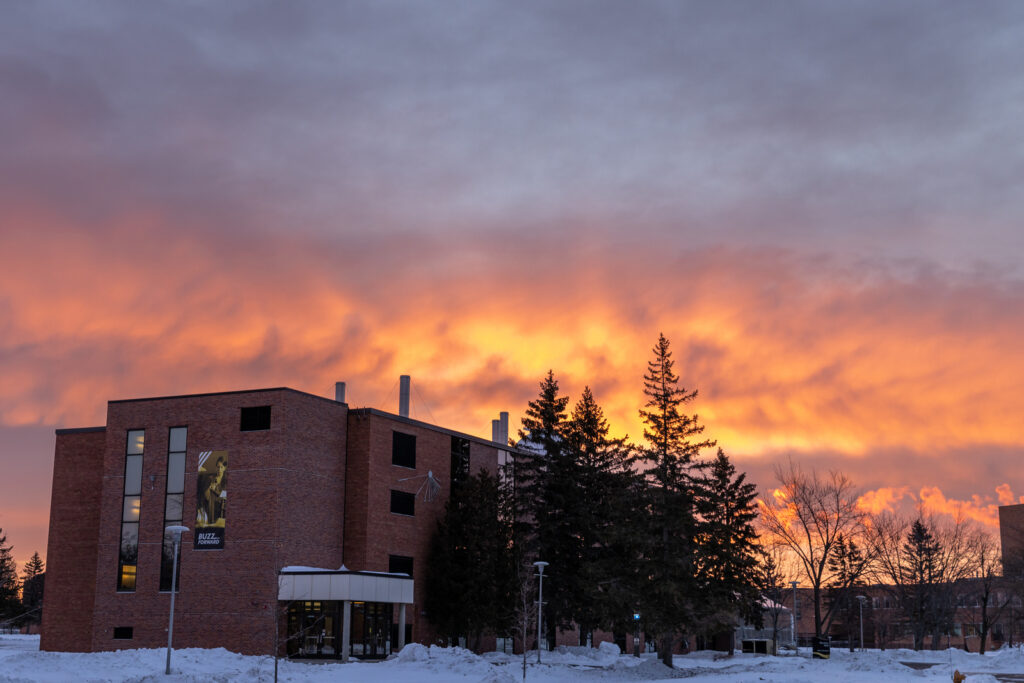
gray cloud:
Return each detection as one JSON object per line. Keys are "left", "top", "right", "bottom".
{"left": 3, "top": 1, "right": 1024, "bottom": 269}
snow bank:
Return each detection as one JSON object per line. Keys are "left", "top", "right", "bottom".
{"left": 4, "top": 634, "right": 1024, "bottom": 683}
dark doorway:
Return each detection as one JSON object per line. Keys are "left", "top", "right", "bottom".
{"left": 287, "top": 601, "right": 341, "bottom": 658}
{"left": 351, "top": 602, "right": 393, "bottom": 658}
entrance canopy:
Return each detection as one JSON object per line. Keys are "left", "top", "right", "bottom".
{"left": 278, "top": 567, "right": 414, "bottom": 604}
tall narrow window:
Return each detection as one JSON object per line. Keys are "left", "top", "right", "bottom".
{"left": 118, "top": 429, "right": 144, "bottom": 591}
{"left": 450, "top": 436, "right": 470, "bottom": 487}
{"left": 392, "top": 431, "right": 416, "bottom": 469}
{"left": 160, "top": 426, "right": 187, "bottom": 591}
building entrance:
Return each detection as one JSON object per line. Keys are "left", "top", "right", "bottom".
{"left": 286, "top": 600, "right": 393, "bottom": 659}
{"left": 350, "top": 602, "right": 392, "bottom": 658}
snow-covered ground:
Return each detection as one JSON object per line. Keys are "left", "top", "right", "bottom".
{"left": 3, "top": 634, "right": 1024, "bottom": 682}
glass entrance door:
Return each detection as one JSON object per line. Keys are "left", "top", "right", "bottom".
{"left": 350, "top": 602, "right": 392, "bottom": 658}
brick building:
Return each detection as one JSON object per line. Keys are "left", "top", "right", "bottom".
{"left": 1000, "top": 504, "right": 1024, "bottom": 578}
{"left": 42, "top": 380, "right": 514, "bottom": 659}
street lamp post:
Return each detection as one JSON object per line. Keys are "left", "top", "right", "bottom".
{"left": 533, "top": 561, "right": 548, "bottom": 665}
{"left": 165, "top": 525, "right": 189, "bottom": 676}
{"left": 790, "top": 581, "right": 799, "bottom": 650}
{"left": 856, "top": 596, "right": 868, "bottom": 652}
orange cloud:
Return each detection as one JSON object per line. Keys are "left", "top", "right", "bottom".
{"left": 996, "top": 483, "right": 1024, "bottom": 506}
{"left": 856, "top": 486, "right": 911, "bottom": 515}
{"left": 4, "top": 211, "right": 1024, "bottom": 464}
{"left": 852, "top": 484, "right": 1019, "bottom": 530}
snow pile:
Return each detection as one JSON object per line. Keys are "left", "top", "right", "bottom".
{"left": 392, "top": 642, "right": 430, "bottom": 663}
{"left": 598, "top": 641, "right": 620, "bottom": 657}
{"left": 381, "top": 644, "right": 493, "bottom": 678}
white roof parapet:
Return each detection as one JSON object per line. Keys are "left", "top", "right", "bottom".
{"left": 278, "top": 568, "right": 414, "bottom": 604}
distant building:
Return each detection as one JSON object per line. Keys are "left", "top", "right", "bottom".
{"left": 999, "top": 504, "right": 1024, "bottom": 578}
{"left": 42, "top": 380, "right": 516, "bottom": 658}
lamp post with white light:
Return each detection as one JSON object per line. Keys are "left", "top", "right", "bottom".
{"left": 533, "top": 561, "right": 548, "bottom": 664}
{"left": 856, "top": 595, "right": 868, "bottom": 652}
{"left": 165, "top": 525, "right": 189, "bottom": 675}
{"left": 790, "top": 581, "right": 799, "bottom": 650}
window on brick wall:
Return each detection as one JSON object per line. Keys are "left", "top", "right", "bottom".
{"left": 392, "top": 431, "right": 416, "bottom": 468}
{"left": 240, "top": 405, "right": 271, "bottom": 431}
{"left": 160, "top": 426, "right": 187, "bottom": 592}
{"left": 390, "top": 490, "right": 415, "bottom": 516}
{"left": 118, "top": 430, "right": 144, "bottom": 591}
{"left": 450, "top": 436, "right": 470, "bottom": 486}
{"left": 113, "top": 626, "right": 134, "bottom": 640}
{"left": 388, "top": 554, "right": 414, "bottom": 576}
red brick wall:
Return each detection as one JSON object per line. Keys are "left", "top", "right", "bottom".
{"left": 342, "top": 410, "right": 501, "bottom": 646}
{"left": 1000, "top": 504, "right": 1024, "bottom": 576}
{"left": 46, "top": 389, "right": 508, "bottom": 654}
{"left": 41, "top": 428, "right": 106, "bottom": 652}
{"left": 85, "top": 389, "right": 347, "bottom": 655}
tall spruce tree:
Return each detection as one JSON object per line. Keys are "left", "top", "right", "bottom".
{"left": 637, "top": 334, "right": 714, "bottom": 667}
{"left": 20, "top": 551, "right": 44, "bottom": 630}
{"left": 825, "top": 534, "right": 868, "bottom": 650}
{"left": 561, "top": 387, "right": 635, "bottom": 643}
{"left": 514, "top": 370, "right": 569, "bottom": 649}
{"left": 901, "top": 519, "right": 941, "bottom": 650}
{"left": 694, "top": 448, "right": 762, "bottom": 646}
{"left": 424, "top": 471, "right": 515, "bottom": 650}
{"left": 0, "top": 529, "right": 19, "bottom": 619}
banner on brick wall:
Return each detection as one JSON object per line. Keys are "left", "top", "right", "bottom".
{"left": 194, "top": 450, "right": 228, "bottom": 550}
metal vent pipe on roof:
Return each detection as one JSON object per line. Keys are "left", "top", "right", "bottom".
{"left": 399, "top": 375, "right": 410, "bottom": 417}
{"left": 499, "top": 411, "right": 509, "bottom": 446}
{"left": 335, "top": 382, "right": 346, "bottom": 403}
{"left": 492, "top": 419, "right": 500, "bottom": 443}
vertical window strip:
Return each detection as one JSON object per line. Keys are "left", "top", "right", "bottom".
{"left": 118, "top": 430, "right": 144, "bottom": 591}
{"left": 160, "top": 427, "right": 187, "bottom": 591}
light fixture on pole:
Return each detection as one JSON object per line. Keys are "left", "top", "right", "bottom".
{"left": 165, "top": 525, "right": 189, "bottom": 675}
{"left": 790, "top": 581, "right": 799, "bottom": 650}
{"left": 856, "top": 595, "right": 868, "bottom": 652}
{"left": 533, "top": 561, "right": 548, "bottom": 665}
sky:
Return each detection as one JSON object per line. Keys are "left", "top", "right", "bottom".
{"left": 2, "top": 1, "right": 1024, "bottom": 572}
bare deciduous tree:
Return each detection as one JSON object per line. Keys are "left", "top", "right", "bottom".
{"left": 758, "top": 461, "right": 867, "bottom": 638}
{"left": 866, "top": 508, "right": 988, "bottom": 650}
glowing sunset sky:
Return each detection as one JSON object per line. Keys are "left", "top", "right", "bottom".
{"left": 2, "top": 2, "right": 1024, "bottom": 570}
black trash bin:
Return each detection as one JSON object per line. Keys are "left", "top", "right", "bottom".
{"left": 812, "top": 636, "right": 831, "bottom": 659}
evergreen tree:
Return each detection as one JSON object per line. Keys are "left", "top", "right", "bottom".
{"left": 0, "top": 529, "right": 19, "bottom": 619}
{"left": 424, "top": 471, "right": 515, "bottom": 650}
{"left": 513, "top": 370, "right": 569, "bottom": 648}
{"left": 901, "top": 519, "right": 940, "bottom": 650}
{"left": 636, "top": 334, "right": 714, "bottom": 667}
{"left": 20, "top": 551, "right": 44, "bottom": 630}
{"left": 21, "top": 552, "right": 43, "bottom": 581}
{"left": 754, "top": 547, "right": 789, "bottom": 654}
{"left": 560, "top": 387, "right": 635, "bottom": 643}
{"left": 694, "top": 449, "right": 762, "bottom": 645}
{"left": 825, "top": 534, "right": 868, "bottom": 650}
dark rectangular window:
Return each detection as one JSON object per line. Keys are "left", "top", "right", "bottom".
{"left": 391, "top": 623, "right": 413, "bottom": 647}
{"left": 390, "top": 490, "right": 415, "bottom": 516}
{"left": 118, "top": 430, "right": 144, "bottom": 591}
{"left": 160, "top": 426, "right": 187, "bottom": 592}
{"left": 392, "top": 431, "right": 416, "bottom": 468}
{"left": 240, "top": 405, "right": 272, "bottom": 431}
{"left": 450, "top": 436, "right": 470, "bottom": 486}
{"left": 388, "top": 554, "right": 414, "bottom": 577}
{"left": 113, "top": 626, "right": 134, "bottom": 640}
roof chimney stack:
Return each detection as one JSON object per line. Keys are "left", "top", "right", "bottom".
{"left": 399, "top": 375, "right": 410, "bottom": 417}
{"left": 499, "top": 411, "right": 509, "bottom": 446}
{"left": 334, "top": 382, "right": 346, "bottom": 403}
{"left": 491, "top": 419, "right": 500, "bottom": 443}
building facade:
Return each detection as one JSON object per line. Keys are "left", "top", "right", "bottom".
{"left": 42, "top": 384, "right": 512, "bottom": 658}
